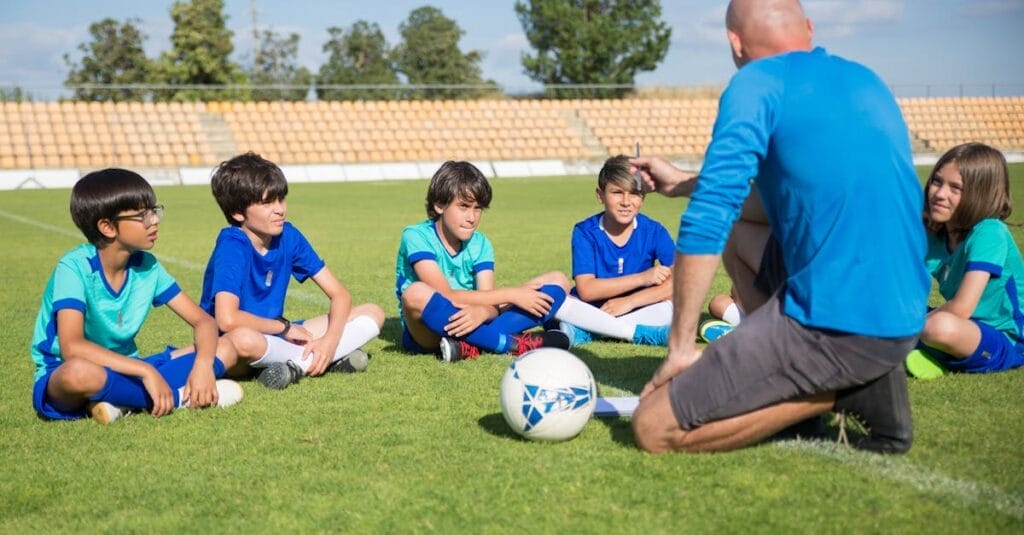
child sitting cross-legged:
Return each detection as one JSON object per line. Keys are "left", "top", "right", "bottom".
{"left": 396, "top": 161, "right": 570, "bottom": 362}
{"left": 30, "top": 169, "right": 246, "bottom": 424}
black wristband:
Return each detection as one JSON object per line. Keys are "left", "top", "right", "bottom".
{"left": 276, "top": 316, "right": 291, "bottom": 336}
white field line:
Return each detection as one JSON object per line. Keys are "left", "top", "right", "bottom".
{"left": 0, "top": 207, "right": 325, "bottom": 305}
{"left": 774, "top": 440, "right": 1024, "bottom": 521}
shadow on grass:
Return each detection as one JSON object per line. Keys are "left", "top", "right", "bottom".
{"left": 569, "top": 345, "right": 661, "bottom": 395}
{"left": 477, "top": 412, "right": 525, "bottom": 441}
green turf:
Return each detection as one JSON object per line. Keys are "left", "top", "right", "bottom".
{"left": 1, "top": 166, "right": 1022, "bottom": 532}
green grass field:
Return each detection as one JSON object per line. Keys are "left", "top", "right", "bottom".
{"left": 1, "top": 166, "right": 1022, "bottom": 532}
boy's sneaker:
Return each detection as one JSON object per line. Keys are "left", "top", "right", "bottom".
{"left": 633, "top": 324, "right": 670, "bottom": 346}
{"left": 699, "top": 319, "right": 734, "bottom": 343}
{"left": 510, "top": 329, "right": 571, "bottom": 356}
{"left": 327, "top": 349, "right": 370, "bottom": 373}
{"left": 257, "top": 361, "right": 304, "bottom": 390}
{"left": 905, "top": 349, "right": 947, "bottom": 380}
{"left": 558, "top": 321, "right": 593, "bottom": 347}
{"left": 89, "top": 402, "right": 126, "bottom": 425}
{"left": 833, "top": 365, "right": 913, "bottom": 454}
{"left": 439, "top": 337, "right": 481, "bottom": 363}
{"left": 178, "top": 379, "right": 246, "bottom": 408}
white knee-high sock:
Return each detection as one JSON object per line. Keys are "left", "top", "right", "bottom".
{"left": 329, "top": 315, "right": 380, "bottom": 363}
{"left": 251, "top": 316, "right": 380, "bottom": 373}
{"left": 618, "top": 300, "right": 673, "bottom": 326}
{"left": 722, "top": 303, "right": 743, "bottom": 325}
{"left": 553, "top": 297, "right": 635, "bottom": 341}
{"left": 251, "top": 335, "right": 305, "bottom": 368}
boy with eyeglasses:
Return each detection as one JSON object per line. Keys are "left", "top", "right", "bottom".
{"left": 30, "top": 168, "right": 246, "bottom": 424}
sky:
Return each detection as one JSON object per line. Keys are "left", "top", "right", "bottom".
{"left": 2, "top": 0, "right": 1023, "bottom": 100}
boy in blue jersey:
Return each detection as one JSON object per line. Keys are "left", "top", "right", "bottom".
{"left": 30, "top": 168, "right": 244, "bottom": 424}
{"left": 553, "top": 155, "right": 674, "bottom": 346}
{"left": 631, "top": 0, "right": 928, "bottom": 454}
{"left": 200, "top": 152, "right": 385, "bottom": 390}
{"left": 396, "top": 160, "right": 570, "bottom": 362}
{"left": 908, "top": 143, "right": 1024, "bottom": 378}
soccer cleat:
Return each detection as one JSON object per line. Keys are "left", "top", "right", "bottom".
{"left": 257, "top": 361, "right": 304, "bottom": 390}
{"left": 699, "top": 319, "right": 734, "bottom": 343}
{"left": 89, "top": 401, "right": 126, "bottom": 425}
{"left": 327, "top": 349, "right": 370, "bottom": 373}
{"left": 438, "top": 337, "right": 481, "bottom": 363}
{"left": 633, "top": 324, "right": 670, "bottom": 346}
{"left": 178, "top": 379, "right": 246, "bottom": 408}
{"left": 510, "top": 329, "right": 571, "bottom": 356}
{"left": 558, "top": 321, "right": 593, "bottom": 347}
{"left": 905, "top": 349, "right": 947, "bottom": 380}
{"left": 833, "top": 365, "right": 913, "bottom": 454}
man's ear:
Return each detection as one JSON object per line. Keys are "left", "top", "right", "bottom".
{"left": 727, "top": 29, "right": 746, "bottom": 67}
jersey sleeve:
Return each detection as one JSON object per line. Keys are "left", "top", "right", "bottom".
{"left": 571, "top": 225, "right": 597, "bottom": 277}
{"left": 653, "top": 222, "right": 676, "bottom": 266}
{"left": 148, "top": 256, "right": 181, "bottom": 306}
{"left": 401, "top": 226, "right": 438, "bottom": 266}
{"left": 288, "top": 227, "right": 326, "bottom": 282}
{"left": 50, "top": 260, "right": 87, "bottom": 313}
{"left": 208, "top": 235, "right": 251, "bottom": 299}
{"left": 963, "top": 219, "right": 1009, "bottom": 278}
{"left": 473, "top": 234, "right": 495, "bottom": 274}
{"left": 678, "top": 64, "right": 781, "bottom": 255}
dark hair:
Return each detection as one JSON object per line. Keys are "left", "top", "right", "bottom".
{"left": 425, "top": 161, "right": 492, "bottom": 220}
{"left": 210, "top": 152, "right": 289, "bottom": 225}
{"left": 598, "top": 155, "right": 643, "bottom": 194}
{"left": 928, "top": 142, "right": 1011, "bottom": 239}
{"left": 70, "top": 168, "right": 156, "bottom": 246}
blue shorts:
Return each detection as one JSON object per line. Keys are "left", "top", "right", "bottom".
{"left": 32, "top": 347, "right": 221, "bottom": 421}
{"left": 924, "top": 320, "right": 1024, "bottom": 373}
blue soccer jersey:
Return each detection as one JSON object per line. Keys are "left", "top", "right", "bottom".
{"left": 30, "top": 244, "right": 181, "bottom": 382}
{"left": 678, "top": 47, "right": 929, "bottom": 338}
{"left": 395, "top": 219, "right": 495, "bottom": 299}
{"left": 926, "top": 218, "right": 1024, "bottom": 344}
{"left": 570, "top": 212, "right": 675, "bottom": 306}
{"left": 200, "top": 222, "right": 325, "bottom": 320}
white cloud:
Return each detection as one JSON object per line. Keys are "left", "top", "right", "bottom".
{"left": 804, "top": 1, "right": 904, "bottom": 37}
{"left": 0, "top": 22, "right": 80, "bottom": 91}
{"left": 957, "top": 0, "right": 1024, "bottom": 17}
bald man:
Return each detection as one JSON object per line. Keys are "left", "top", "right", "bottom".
{"left": 630, "top": 0, "right": 929, "bottom": 454}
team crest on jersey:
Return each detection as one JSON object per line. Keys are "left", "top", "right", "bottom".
{"left": 513, "top": 368, "right": 593, "bottom": 431}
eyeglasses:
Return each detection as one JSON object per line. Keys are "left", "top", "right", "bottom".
{"left": 112, "top": 205, "right": 164, "bottom": 226}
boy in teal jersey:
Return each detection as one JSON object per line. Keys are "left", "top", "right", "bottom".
{"left": 909, "top": 143, "right": 1024, "bottom": 377}
{"left": 396, "top": 161, "right": 570, "bottom": 362}
{"left": 30, "top": 169, "right": 246, "bottom": 424}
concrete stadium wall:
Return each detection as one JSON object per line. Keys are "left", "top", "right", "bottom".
{"left": 1, "top": 154, "right": 1022, "bottom": 191}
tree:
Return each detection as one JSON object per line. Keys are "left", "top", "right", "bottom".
{"left": 316, "top": 21, "right": 400, "bottom": 101}
{"left": 515, "top": 0, "right": 671, "bottom": 98}
{"left": 250, "top": 30, "right": 312, "bottom": 101}
{"left": 153, "top": 0, "right": 246, "bottom": 101}
{"left": 63, "top": 18, "right": 152, "bottom": 101}
{"left": 392, "top": 6, "right": 496, "bottom": 100}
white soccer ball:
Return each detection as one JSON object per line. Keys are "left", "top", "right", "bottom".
{"left": 499, "top": 348, "right": 596, "bottom": 442}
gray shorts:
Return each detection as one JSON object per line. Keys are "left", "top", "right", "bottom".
{"left": 669, "top": 289, "right": 916, "bottom": 430}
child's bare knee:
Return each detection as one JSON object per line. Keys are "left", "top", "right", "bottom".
{"left": 921, "top": 311, "right": 957, "bottom": 346}
{"left": 355, "top": 303, "right": 386, "bottom": 327}
{"left": 226, "top": 328, "right": 265, "bottom": 358}
{"left": 402, "top": 282, "right": 434, "bottom": 311}
{"left": 54, "top": 359, "right": 106, "bottom": 395}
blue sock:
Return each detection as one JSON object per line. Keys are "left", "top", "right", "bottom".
{"left": 89, "top": 355, "right": 227, "bottom": 410}
{"left": 489, "top": 284, "right": 567, "bottom": 335}
{"left": 90, "top": 369, "right": 179, "bottom": 409}
{"left": 633, "top": 324, "right": 670, "bottom": 346}
{"left": 420, "top": 292, "right": 509, "bottom": 352}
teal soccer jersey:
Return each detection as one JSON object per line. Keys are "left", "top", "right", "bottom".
{"left": 30, "top": 244, "right": 181, "bottom": 382}
{"left": 395, "top": 219, "right": 495, "bottom": 297}
{"left": 926, "top": 218, "right": 1024, "bottom": 343}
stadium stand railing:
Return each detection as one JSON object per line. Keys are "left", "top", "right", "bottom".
{"left": 1, "top": 97, "right": 1023, "bottom": 173}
